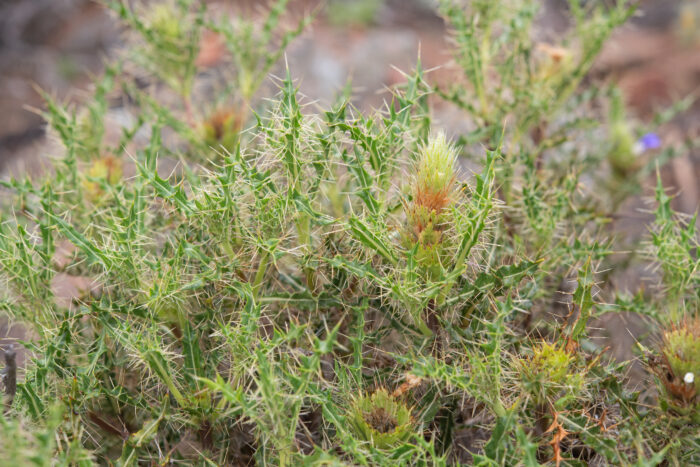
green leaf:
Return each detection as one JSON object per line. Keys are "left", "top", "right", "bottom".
{"left": 142, "top": 349, "right": 186, "bottom": 407}
{"left": 182, "top": 321, "right": 203, "bottom": 389}
{"left": 48, "top": 212, "right": 112, "bottom": 269}
{"left": 515, "top": 425, "right": 541, "bottom": 467}
{"left": 198, "top": 374, "right": 247, "bottom": 412}
{"left": 136, "top": 160, "right": 194, "bottom": 214}
{"left": 570, "top": 257, "right": 595, "bottom": 341}
{"left": 326, "top": 255, "right": 383, "bottom": 282}
{"left": 447, "top": 259, "right": 540, "bottom": 306}
{"left": 348, "top": 216, "right": 397, "bottom": 265}
{"left": 339, "top": 144, "right": 380, "bottom": 215}
{"left": 481, "top": 411, "right": 516, "bottom": 464}
{"left": 18, "top": 383, "right": 45, "bottom": 419}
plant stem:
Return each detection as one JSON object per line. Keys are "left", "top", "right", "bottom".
{"left": 252, "top": 249, "right": 271, "bottom": 300}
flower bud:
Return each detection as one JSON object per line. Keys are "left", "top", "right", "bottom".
{"left": 606, "top": 90, "right": 638, "bottom": 176}
{"left": 536, "top": 43, "right": 573, "bottom": 81}
{"left": 200, "top": 107, "right": 242, "bottom": 152}
{"left": 83, "top": 154, "right": 123, "bottom": 201}
{"left": 146, "top": 3, "right": 184, "bottom": 41}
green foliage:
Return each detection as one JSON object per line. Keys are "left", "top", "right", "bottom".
{"left": 0, "top": 406, "right": 93, "bottom": 466}
{"left": 650, "top": 174, "right": 700, "bottom": 318}
{"left": 0, "top": 0, "right": 698, "bottom": 465}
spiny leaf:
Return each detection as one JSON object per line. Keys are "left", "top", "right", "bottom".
{"left": 347, "top": 216, "right": 397, "bottom": 265}
{"left": 48, "top": 212, "right": 112, "bottom": 269}
{"left": 136, "top": 160, "right": 195, "bottom": 214}
{"left": 570, "top": 257, "right": 595, "bottom": 341}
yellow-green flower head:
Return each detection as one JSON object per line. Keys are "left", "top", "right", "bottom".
{"left": 82, "top": 154, "right": 123, "bottom": 201}
{"left": 200, "top": 107, "right": 242, "bottom": 151}
{"left": 528, "top": 342, "right": 573, "bottom": 383}
{"left": 146, "top": 3, "right": 183, "bottom": 40}
{"left": 648, "top": 319, "right": 700, "bottom": 422}
{"left": 402, "top": 133, "right": 460, "bottom": 279}
{"left": 518, "top": 342, "right": 582, "bottom": 404}
{"left": 415, "top": 132, "right": 458, "bottom": 210}
{"left": 661, "top": 320, "right": 700, "bottom": 398}
{"left": 607, "top": 89, "right": 638, "bottom": 175}
{"left": 348, "top": 388, "right": 414, "bottom": 450}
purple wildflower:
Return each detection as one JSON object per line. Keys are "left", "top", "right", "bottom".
{"left": 640, "top": 133, "right": 661, "bottom": 150}
{"left": 633, "top": 132, "right": 661, "bottom": 155}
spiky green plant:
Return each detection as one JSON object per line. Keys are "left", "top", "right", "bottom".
{"left": 0, "top": 0, "right": 697, "bottom": 465}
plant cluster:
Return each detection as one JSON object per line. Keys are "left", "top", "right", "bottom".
{"left": 0, "top": 0, "right": 698, "bottom": 465}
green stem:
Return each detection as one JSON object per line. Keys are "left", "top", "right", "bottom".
{"left": 477, "top": 27, "right": 491, "bottom": 120}
{"left": 492, "top": 400, "right": 506, "bottom": 418}
{"left": 296, "top": 212, "right": 316, "bottom": 293}
{"left": 252, "top": 249, "right": 271, "bottom": 299}
{"left": 416, "top": 318, "right": 434, "bottom": 337}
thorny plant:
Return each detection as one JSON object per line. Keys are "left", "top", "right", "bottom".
{"left": 0, "top": 0, "right": 698, "bottom": 465}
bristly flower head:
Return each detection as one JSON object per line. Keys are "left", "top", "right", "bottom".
{"left": 146, "top": 2, "right": 184, "bottom": 40}
{"left": 83, "top": 154, "right": 123, "bottom": 201}
{"left": 200, "top": 107, "right": 242, "bottom": 151}
{"left": 517, "top": 341, "right": 583, "bottom": 405}
{"left": 607, "top": 89, "right": 637, "bottom": 175}
{"left": 660, "top": 320, "right": 700, "bottom": 397}
{"left": 414, "top": 132, "right": 458, "bottom": 213}
{"left": 403, "top": 133, "right": 460, "bottom": 279}
{"left": 649, "top": 319, "right": 700, "bottom": 421}
{"left": 536, "top": 43, "right": 573, "bottom": 80}
{"left": 348, "top": 388, "right": 414, "bottom": 450}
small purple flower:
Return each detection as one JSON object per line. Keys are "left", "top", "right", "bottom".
{"left": 633, "top": 132, "right": 661, "bottom": 155}
{"left": 640, "top": 133, "right": 661, "bottom": 149}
